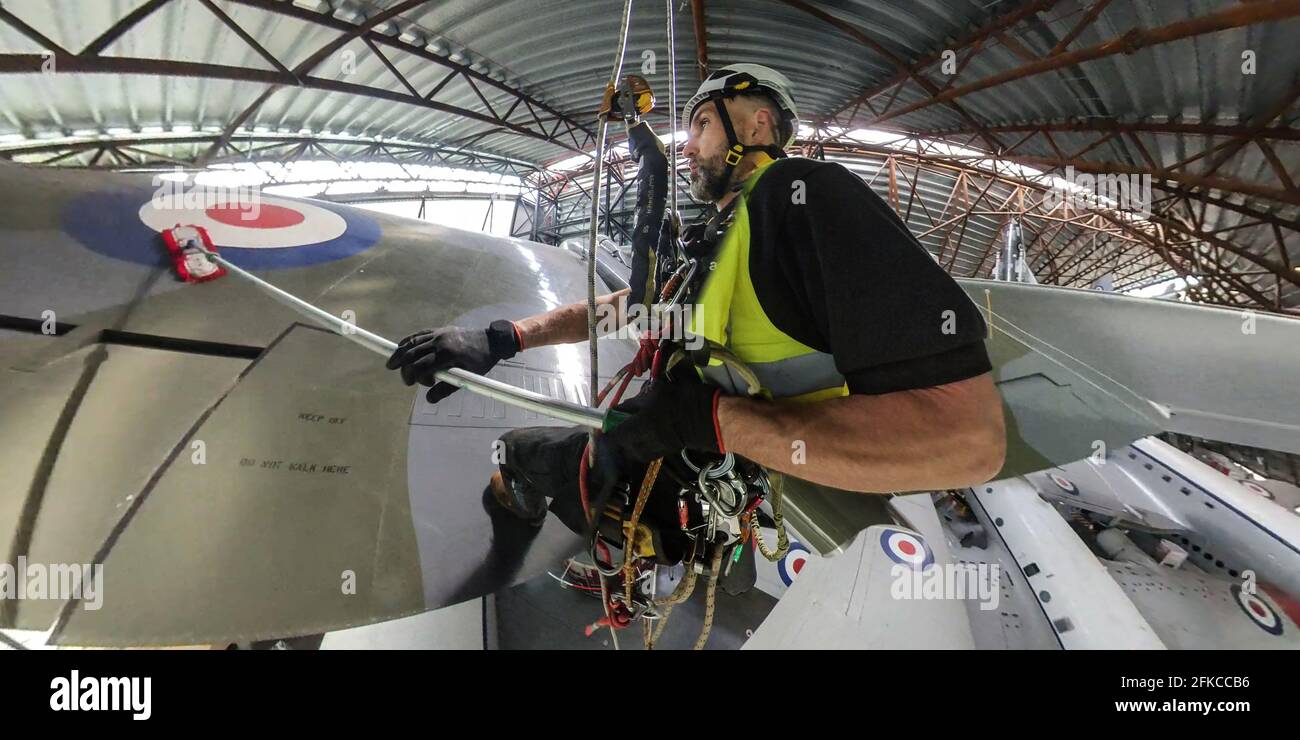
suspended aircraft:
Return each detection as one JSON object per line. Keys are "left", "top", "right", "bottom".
{"left": 1, "top": 158, "right": 1298, "bottom": 647}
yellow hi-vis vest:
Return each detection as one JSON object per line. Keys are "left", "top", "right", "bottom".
{"left": 687, "top": 156, "right": 895, "bottom": 556}
{"left": 689, "top": 156, "right": 848, "bottom": 403}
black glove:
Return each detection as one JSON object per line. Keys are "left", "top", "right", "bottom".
{"left": 626, "top": 119, "right": 665, "bottom": 162}
{"left": 387, "top": 320, "right": 520, "bottom": 404}
{"left": 604, "top": 379, "right": 723, "bottom": 463}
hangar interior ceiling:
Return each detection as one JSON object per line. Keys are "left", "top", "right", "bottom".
{"left": 0, "top": 0, "right": 1297, "bottom": 312}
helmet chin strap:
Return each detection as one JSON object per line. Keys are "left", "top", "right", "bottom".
{"left": 707, "top": 93, "right": 786, "bottom": 186}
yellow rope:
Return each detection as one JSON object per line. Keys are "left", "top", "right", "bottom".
{"left": 693, "top": 545, "right": 726, "bottom": 650}
{"left": 750, "top": 473, "right": 790, "bottom": 562}
{"left": 646, "top": 560, "right": 698, "bottom": 649}
{"left": 622, "top": 456, "right": 662, "bottom": 607}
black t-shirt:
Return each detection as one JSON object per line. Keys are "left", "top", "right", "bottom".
{"left": 741, "top": 157, "right": 992, "bottom": 395}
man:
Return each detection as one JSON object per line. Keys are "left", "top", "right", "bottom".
{"left": 388, "top": 64, "right": 1005, "bottom": 547}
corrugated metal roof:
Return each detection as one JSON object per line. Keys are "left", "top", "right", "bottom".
{"left": 530, "top": 140, "right": 1170, "bottom": 293}
{"left": 3, "top": 1, "right": 1294, "bottom": 165}
{"left": 0, "top": 0, "right": 1295, "bottom": 308}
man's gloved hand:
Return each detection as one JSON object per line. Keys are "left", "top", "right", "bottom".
{"left": 605, "top": 379, "right": 723, "bottom": 463}
{"left": 626, "top": 119, "right": 665, "bottom": 161}
{"left": 386, "top": 320, "right": 521, "bottom": 404}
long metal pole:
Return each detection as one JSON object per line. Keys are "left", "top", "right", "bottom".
{"left": 199, "top": 249, "right": 607, "bottom": 429}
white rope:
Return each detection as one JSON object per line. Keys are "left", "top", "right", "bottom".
{"left": 666, "top": 0, "right": 678, "bottom": 220}
{"left": 587, "top": 0, "right": 637, "bottom": 414}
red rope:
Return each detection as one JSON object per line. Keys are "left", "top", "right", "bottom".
{"left": 577, "top": 305, "right": 678, "bottom": 636}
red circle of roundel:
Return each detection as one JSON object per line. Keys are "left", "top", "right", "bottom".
{"left": 1231, "top": 584, "right": 1283, "bottom": 636}
{"left": 205, "top": 203, "right": 306, "bottom": 229}
{"left": 777, "top": 542, "right": 811, "bottom": 587}
{"left": 880, "top": 528, "right": 934, "bottom": 571}
{"left": 1050, "top": 473, "right": 1079, "bottom": 495}
{"left": 1241, "top": 481, "right": 1273, "bottom": 500}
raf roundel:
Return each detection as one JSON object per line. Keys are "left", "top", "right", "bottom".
{"left": 879, "top": 528, "right": 934, "bottom": 571}
{"left": 1240, "top": 480, "right": 1274, "bottom": 500}
{"left": 1232, "top": 584, "right": 1283, "bottom": 636}
{"left": 1049, "top": 473, "right": 1079, "bottom": 495}
{"left": 777, "top": 542, "right": 811, "bottom": 587}
{"left": 137, "top": 196, "right": 347, "bottom": 249}
{"left": 65, "top": 189, "right": 381, "bottom": 270}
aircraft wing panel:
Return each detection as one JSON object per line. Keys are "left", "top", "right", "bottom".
{"left": 1024, "top": 463, "right": 1191, "bottom": 533}
{"left": 49, "top": 324, "right": 595, "bottom": 646}
{"left": 1105, "top": 560, "right": 1300, "bottom": 649}
{"left": 0, "top": 339, "right": 251, "bottom": 632}
{"left": 744, "top": 524, "right": 975, "bottom": 649}
{"left": 964, "top": 279, "right": 1300, "bottom": 455}
{"left": 0, "top": 162, "right": 595, "bottom": 355}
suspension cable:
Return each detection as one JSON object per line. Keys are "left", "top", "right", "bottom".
{"left": 586, "top": 0, "right": 636, "bottom": 652}
{"left": 587, "top": 0, "right": 637, "bottom": 414}
{"left": 666, "top": 0, "right": 678, "bottom": 221}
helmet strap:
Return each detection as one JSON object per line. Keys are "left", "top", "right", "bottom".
{"left": 707, "top": 93, "right": 786, "bottom": 185}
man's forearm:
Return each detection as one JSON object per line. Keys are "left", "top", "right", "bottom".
{"left": 716, "top": 373, "right": 1006, "bottom": 493}
{"left": 513, "top": 288, "right": 631, "bottom": 349}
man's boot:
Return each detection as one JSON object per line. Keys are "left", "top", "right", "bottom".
{"left": 484, "top": 469, "right": 548, "bottom": 527}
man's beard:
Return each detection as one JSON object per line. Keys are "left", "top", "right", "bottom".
{"left": 688, "top": 151, "right": 731, "bottom": 203}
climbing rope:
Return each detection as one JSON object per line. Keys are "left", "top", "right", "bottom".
{"left": 750, "top": 473, "right": 790, "bottom": 562}
{"left": 587, "top": 0, "right": 637, "bottom": 417}
{"left": 665, "top": 0, "right": 678, "bottom": 221}
{"left": 692, "top": 545, "right": 726, "bottom": 650}
{"left": 645, "top": 560, "right": 697, "bottom": 649}
{"left": 622, "top": 456, "right": 663, "bottom": 607}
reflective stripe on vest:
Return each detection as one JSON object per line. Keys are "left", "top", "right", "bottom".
{"left": 690, "top": 157, "right": 848, "bottom": 402}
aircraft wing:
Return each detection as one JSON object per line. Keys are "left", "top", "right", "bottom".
{"left": 1102, "top": 557, "right": 1300, "bottom": 649}
{"left": 744, "top": 523, "right": 975, "bottom": 649}
{"left": 968, "top": 279, "right": 1300, "bottom": 457}
{"left": 0, "top": 162, "right": 633, "bottom": 645}
{"left": 1024, "top": 463, "right": 1191, "bottom": 534}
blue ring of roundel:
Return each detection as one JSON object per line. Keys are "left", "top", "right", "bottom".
{"left": 63, "top": 191, "right": 381, "bottom": 270}
{"left": 879, "top": 527, "right": 935, "bottom": 570}
{"left": 1231, "top": 584, "right": 1283, "bottom": 636}
{"left": 777, "top": 541, "right": 811, "bottom": 586}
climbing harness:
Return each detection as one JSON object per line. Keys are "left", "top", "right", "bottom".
{"left": 573, "top": 185, "right": 792, "bottom": 649}
{"left": 565, "top": 7, "right": 812, "bottom": 652}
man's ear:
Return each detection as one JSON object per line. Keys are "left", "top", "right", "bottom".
{"left": 734, "top": 100, "right": 762, "bottom": 145}
{"left": 749, "top": 108, "right": 765, "bottom": 143}
{"left": 751, "top": 104, "right": 778, "bottom": 146}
